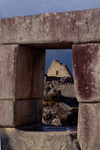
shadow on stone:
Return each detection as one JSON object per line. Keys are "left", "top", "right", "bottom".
{"left": 0, "top": 128, "right": 13, "bottom": 150}
{"left": 70, "top": 134, "right": 81, "bottom": 150}
{"left": 61, "top": 97, "right": 79, "bottom": 107}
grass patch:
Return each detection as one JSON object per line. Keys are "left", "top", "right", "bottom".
{"left": 43, "top": 91, "right": 60, "bottom": 106}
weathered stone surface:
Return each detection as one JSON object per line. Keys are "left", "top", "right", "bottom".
{"left": 16, "top": 45, "right": 45, "bottom": 99}
{"left": 0, "top": 126, "right": 80, "bottom": 150}
{"left": 47, "top": 59, "right": 72, "bottom": 77}
{"left": 78, "top": 103, "right": 100, "bottom": 150}
{"left": 72, "top": 43, "right": 100, "bottom": 102}
{"left": 52, "top": 82, "right": 76, "bottom": 98}
{"left": 0, "top": 99, "right": 43, "bottom": 127}
{"left": 0, "top": 45, "right": 17, "bottom": 99}
{"left": 0, "top": 9, "right": 100, "bottom": 48}
{"left": 0, "top": 45, "right": 45, "bottom": 99}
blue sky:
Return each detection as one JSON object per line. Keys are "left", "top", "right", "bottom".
{"left": 0, "top": 0, "right": 100, "bottom": 18}
{"left": 0, "top": 0, "right": 100, "bottom": 74}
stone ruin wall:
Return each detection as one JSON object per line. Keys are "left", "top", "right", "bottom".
{"left": 47, "top": 59, "right": 71, "bottom": 77}
{"left": 46, "top": 59, "right": 75, "bottom": 98}
{"left": 52, "top": 82, "right": 76, "bottom": 98}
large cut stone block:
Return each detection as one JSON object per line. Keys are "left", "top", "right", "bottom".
{"left": 72, "top": 43, "right": 100, "bottom": 102}
{"left": 1, "top": 9, "right": 100, "bottom": 48}
{"left": 0, "top": 45, "right": 45, "bottom": 99}
{"left": 0, "top": 99, "right": 43, "bottom": 127}
{"left": 78, "top": 103, "right": 100, "bottom": 150}
{"left": 0, "top": 127, "right": 79, "bottom": 150}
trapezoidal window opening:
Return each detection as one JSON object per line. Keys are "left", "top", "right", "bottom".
{"left": 42, "top": 49, "right": 79, "bottom": 131}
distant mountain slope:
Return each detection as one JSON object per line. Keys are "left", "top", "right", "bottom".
{"left": 45, "top": 49, "right": 73, "bottom": 75}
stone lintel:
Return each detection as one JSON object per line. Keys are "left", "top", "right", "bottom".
{"left": 72, "top": 43, "right": 100, "bottom": 102}
{"left": 0, "top": 99, "right": 43, "bottom": 127}
{"left": 0, "top": 8, "right": 100, "bottom": 48}
{"left": 78, "top": 103, "right": 100, "bottom": 150}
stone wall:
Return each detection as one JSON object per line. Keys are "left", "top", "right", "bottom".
{"left": 72, "top": 43, "right": 100, "bottom": 150}
{"left": 47, "top": 59, "right": 72, "bottom": 77}
{"left": 1, "top": 8, "right": 100, "bottom": 150}
{"left": 52, "top": 81, "right": 75, "bottom": 98}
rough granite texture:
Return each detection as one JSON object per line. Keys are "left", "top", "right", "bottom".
{"left": 72, "top": 43, "right": 100, "bottom": 102}
{"left": 0, "top": 127, "right": 80, "bottom": 150}
{"left": 78, "top": 103, "right": 100, "bottom": 150}
{"left": 0, "top": 45, "right": 45, "bottom": 99}
{"left": 0, "top": 99, "right": 43, "bottom": 127}
{"left": 0, "top": 45, "right": 45, "bottom": 127}
{"left": 52, "top": 82, "right": 76, "bottom": 98}
{"left": 0, "top": 8, "right": 100, "bottom": 48}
